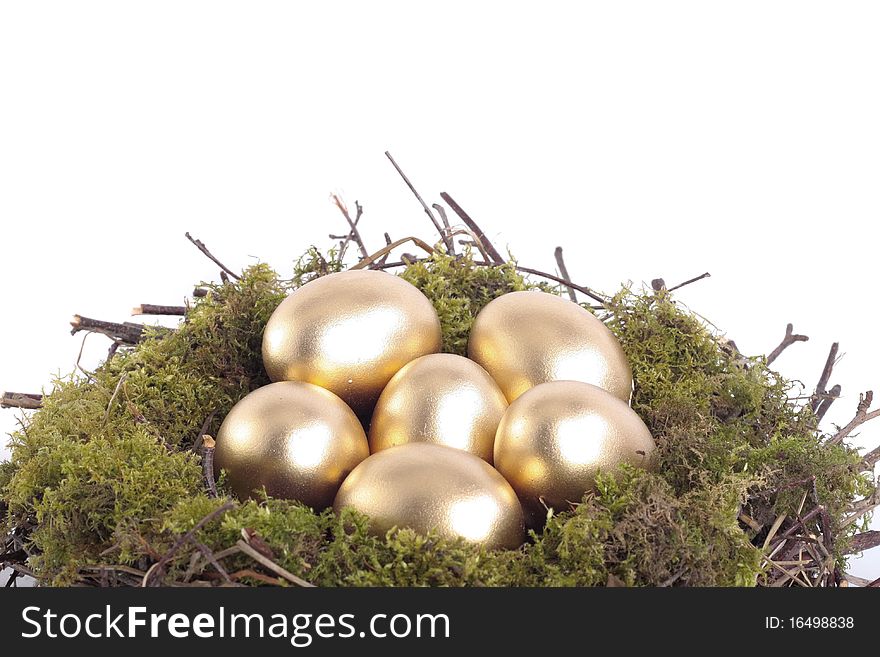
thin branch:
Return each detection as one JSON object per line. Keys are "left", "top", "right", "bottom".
{"left": 496, "top": 262, "right": 607, "bottom": 306}
{"left": 1, "top": 392, "right": 42, "bottom": 410}
{"left": 184, "top": 232, "right": 241, "bottom": 281}
{"left": 842, "top": 491, "right": 880, "bottom": 528}
{"left": 371, "top": 256, "right": 608, "bottom": 306}
{"left": 106, "top": 341, "right": 122, "bottom": 361}
{"left": 350, "top": 236, "right": 436, "bottom": 270}
{"left": 142, "top": 500, "right": 234, "bottom": 586}
{"left": 335, "top": 199, "right": 363, "bottom": 262}
{"left": 827, "top": 391, "right": 880, "bottom": 446}
{"left": 766, "top": 323, "right": 810, "bottom": 366}
{"left": 843, "top": 572, "right": 875, "bottom": 587}
{"left": 102, "top": 373, "right": 128, "bottom": 425}
{"left": 447, "top": 227, "right": 491, "bottom": 262}
{"left": 331, "top": 195, "right": 369, "bottom": 262}
{"left": 811, "top": 343, "right": 839, "bottom": 413}
{"left": 376, "top": 232, "right": 393, "bottom": 268}
{"left": 815, "top": 384, "right": 841, "bottom": 422}
{"left": 75, "top": 331, "right": 97, "bottom": 381}
{"left": 553, "top": 247, "right": 577, "bottom": 302}
{"left": 70, "top": 315, "right": 146, "bottom": 344}
{"left": 384, "top": 151, "right": 454, "bottom": 253}
{"left": 845, "top": 531, "right": 880, "bottom": 555}
{"left": 235, "top": 539, "right": 315, "bottom": 588}
{"left": 432, "top": 203, "right": 455, "bottom": 255}
{"left": 193, "top": 540, "right": 231, "bottom": 583}
{"left": 668, "top": 272, "right": 711, "bottom": 292}
{"left": 192, "top": 288, "right": 209, "bottom": 298}
{"left": 132, "top": 304, "right": 187, "bottom": 316}
{"left": 440, "top": 192, "right": 505, "bottom": 264}
{"left": 862, "top": 443, "right": 880, "bottom": 471}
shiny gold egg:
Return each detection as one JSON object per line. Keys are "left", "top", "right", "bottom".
{"left": 494, "top": 380, "right": 657, "bottom": 523}
{"left": 333, "top": 443, "right": 525, "bottom": 549}
{"left": 262, "top": 270, "right": 442, "bottom": 416}
{"left": 214, "top": 381, "right": 369, "bottom": 508}
{"left": 468, "top": 290, "right": 633, "bottom": 403}
{"left": 368, "top": 353, "right": 508, "bottom": 462}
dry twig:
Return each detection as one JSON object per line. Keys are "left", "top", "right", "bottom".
{"left": 432, "top": 203, "right": 455, "bottom": 255}
{"left": 1, "top": 392, "right": 42, "bottom": 410}
{"left": 385, "top": 151, "right": 454, "bottom": 253}
{"left": 70, "top": 315, "right": 146, "bottom": 344}
{"left": 142, "top": 500, "right": 234, "bottom": 586}
{"left": 767, "top": 323, "right": 809, "bottom": 366}
{"left": 184, "top": 232, "right": 241, "bottom": 281}
{"left": 811, "top": 343, "right": 840, "bottom": 413}
{"left": 827, "top": 391, "right": 880, "bottom": 446}
{"left": 554, "top": 247, "right": 577, "bottom": 302}
{"left": 331, "top": 195, "right": 369, "bottom": 262}
{"left": 235, "top": 539, "right": 314, "bottom": 587}
{"left": 132, "top": 304, "right": 187, "bottom": 316}
{"left": 440, "top": 192, "right": 505, "bottom": 265}
{"left": 350, "top": 236, "right": 436, "bottom": 270}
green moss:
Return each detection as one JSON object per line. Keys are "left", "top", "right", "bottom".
{"left": 1, "top": 253, "right": 872, "bottom": 586}
{"left": 400, "top": 250, "right": 535, "bottom": 355}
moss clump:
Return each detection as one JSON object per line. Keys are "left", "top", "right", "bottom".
{"left": 605, "top": 288, "right": 872, "bottom": 567}
{"left": 400, "top": 251, "right": 536, "bottom": 354}
{"left": 1, "top": 250, "right": 873, "bottom": 586}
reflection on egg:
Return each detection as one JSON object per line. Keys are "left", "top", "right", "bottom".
{"left": 333, "top": 443, "right": 525, "bottom": 549}
{"left": 214, "top": 381, "right": 369, "bottom": 508}
{"left": 262, "top": 270, "right": 442, "bottom": 416}
{"left": 494, "top": 380, "right": 656, "bottom": 524}
{"left": 468, "top": 290, "right": 632, "bottom": 403}
{"left": 368, "top": 353, "right": 508, "bottom": 462}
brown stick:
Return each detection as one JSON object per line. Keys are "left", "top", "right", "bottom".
{"left": 132, "top": 304, "right": 187, "bottom": 316}
{"left": 143, "top": 500, "right": 234, "bottom": 586}
{"left": 843, "top": 491, "right": 880, "bottom": 528}
{"left": 668, "top": 272, "right": 711, "bottom": 292}
{"left": 827, "top": 391, "right": 880, "bottom": 445}
{"left": 495, "top": 262, "right": 607, "bottom": 306}
{"left": 375, "top": 232, "right": 393, "bottom": 268}
{"left": 350, "top": 236, "right": 436, "bottom": 270}
{"left": 845, "top": 531, "right": 880, "bottom": 555}
{"left": 862, "top": 443, "right": 880, "bottom": 471}
{"left": 193, "top": 539, "right": 231, "bottom": 583}
{"left": 384, "top": 151, "right": 454, "bottom": 253}
{"left": 432, "top": 203, "right": 455, "bottom": 255}
{"left": 184, "top": 232, "right": 241, "bottom": 281}
{"left": 192, "top": 288, "right": 209, "bottom": 298}
{"left": 814, "top": 384, "right": 841, "bottom": 422}
{"left": 554, "top": 247, "right": 577, "bottom": 302}
{"left": 440, "top": 192, "right": 505, "bottom": 265}
{"left": 767, "top": 323, "right": 810, "bottom": 366}
{"left": 235, "top": 539, "right": 315, "bottom": 588}
{"left": 70, "top": 315, "right": 146, "bottom": 344}
{"left": 331, "top": 195, "right": 369, "bottom": 262}
{"left": 811, "top": 343, "right": 839, "bottom": 413}
{"left": 1, "top": 392, "right": 43, "bottom": 410}
{"left": 372, "top": 257, "right": 608, "bottom": 306}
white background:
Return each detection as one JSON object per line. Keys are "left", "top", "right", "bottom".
{"left": 1, "top": 2, "right": 877, "bottom": 581}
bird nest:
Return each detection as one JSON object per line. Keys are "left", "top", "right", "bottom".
{"left": 2, "top": 159, "right": 878, "bottom": 587}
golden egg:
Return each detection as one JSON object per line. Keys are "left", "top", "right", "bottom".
{"left": 368, "top": 353, "right": 508, "bottom": 462}
{"left": 333, "top": 443, "right": 525, "bottom": 549}
{"left": 262, "top": 270, "right": 442, "bottom": 417}
{"left": 494, "top": 380, "right": 657, "bottom": 523}
{"left": 468, "top": 290, "right": 633, "bottom": 403}
{"left": 214, "top": 381, "right": 369, "bottom": 508}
